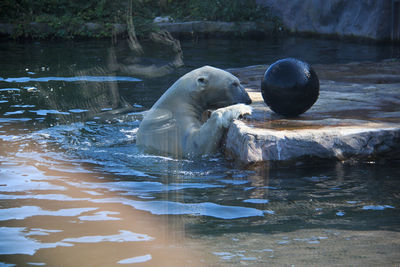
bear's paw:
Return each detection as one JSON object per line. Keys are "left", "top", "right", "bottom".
{"left": 213, "top": 104, "right": 252, "bottom": 128}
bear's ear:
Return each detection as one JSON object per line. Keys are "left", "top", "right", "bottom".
{"left": 196, "top": 76, "right": 208, "bottom": 90}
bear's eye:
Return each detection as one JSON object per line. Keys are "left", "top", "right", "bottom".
{"left": 232, "top": 81, "right": 239, "bottom": 87}
{"left": 198, "top": 77, "right": 207, "bottom": 84}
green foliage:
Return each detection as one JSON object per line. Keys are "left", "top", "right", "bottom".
{"left": 0, "top": 0, "right": 278, "bottom": 39}
{"left": 0, "top": 0, "right": 126, "bottom": 23}
{"left": 0, "top": 0, "right": 129, "bottom": 38}
{"left": 189, "top": 0, "right": 268, "bottom": 22}
{"left": 161, "top": 0, "right": 274, "bottom": 22}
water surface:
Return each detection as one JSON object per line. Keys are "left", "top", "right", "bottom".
{"left": 0, "top": 37, "right": 399, "bottom": 266}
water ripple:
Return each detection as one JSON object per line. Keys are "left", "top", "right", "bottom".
{"left": 2, "top": 76, "right": 141, "bottom": 83}
{"left": 92, "top": 198, "right": 264, "bottom": 219}
{"left": 0, "top": 206, "right": 97, "bottom": 221}
{"left": 118, "top": 254, "right": 152, "bottom": 264}
{"left": 0, "top": 227, "right": 71, "bottom": 255}
{"left": 62, "top": 230, "right": 153, "bottom": 243}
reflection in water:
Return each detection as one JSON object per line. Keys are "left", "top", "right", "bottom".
{"left": 118, "top": 254, "right": 152, "bottom": 264}
{"left": 0, "top": 37, "right": 399, "bottom": 265}
{"left": 0, "top": 206, "right": 97, "bottom": 221}
{"left": 61, "top": 230, "right": 154, "bottom": 243}
{"left": 0, "top": 140, "right": 214, "bottom": 266}
{"left": 1, "top": 117, "right": 399, "bottom": 265}
{"left": 1, "top": 76, "right": 141, "bottom": 83}
{"left": 0, "top": 227, "right": 71, "bottom": 256}
{"left": 110, "top": 31, "right": 184, "bottom": 78}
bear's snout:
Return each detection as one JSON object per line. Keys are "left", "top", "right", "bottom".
{"left": 243, "top": 93, "right": 252, "bottom": 105}
{"left": 237, "top": 85, "right": 252, "bottom": 105}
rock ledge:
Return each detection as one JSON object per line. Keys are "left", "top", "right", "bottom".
{"left": 227, "top": 120, "right": 400, "bottom": 165}
{"left": 225, "top": 61, "right": 400, "bottom": 165}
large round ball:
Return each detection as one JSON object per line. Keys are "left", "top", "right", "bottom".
{"left": 261, "top": 58, "right": 319, "bottom": 117}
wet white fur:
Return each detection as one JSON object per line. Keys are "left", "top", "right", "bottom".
{"left": 212, "top": 103, "right": 252, "bottom": 128}
{"left": 136, "top": 66, "right": 252, "bottom": 157}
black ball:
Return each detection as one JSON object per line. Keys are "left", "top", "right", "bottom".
{"left": 261, "top": 58, "right": 319, "bottom": 117}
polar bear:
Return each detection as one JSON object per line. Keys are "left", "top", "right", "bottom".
{"left": 136, "top": 66, "right": 252, "bottom": 158}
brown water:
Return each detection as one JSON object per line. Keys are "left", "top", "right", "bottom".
{"left": 0, "top": 38, "right": 399, "bottom": 266}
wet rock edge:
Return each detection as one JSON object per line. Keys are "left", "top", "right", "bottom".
{"left": 224, "top": 60, "right": 400, "bottom": 167}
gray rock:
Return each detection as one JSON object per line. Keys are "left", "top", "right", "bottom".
{"left": 112, "top": 24, "right": 127, "bottom": 36}
{"left": 257, "top": 0, "right": 393, "bottom": 40}
{"left": 158, "top": 21, "right": 233, "bottom": 34}
{"left": 0, "top": 23, "right": 14, "bottom": 35}
{"left": 226, "top": 120, "right": 400, "bottom": 164}
{"left": 154, "top": 16, "right": 173, "bottom": 23}
{"left": 81, "top": 22, "right": 102, "bottom": 35}
{"left": 157, "top": 21, "right": 272, "bottom": 38}
{"left": 29, "top": 22, "right": 51, "bottom": 34}
{"left": 225, "top": 61, "right": 400, "bottom": 165}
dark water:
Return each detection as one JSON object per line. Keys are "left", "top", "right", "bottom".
{"left": 0, "top": 37, "right": 399, "bottom": 266}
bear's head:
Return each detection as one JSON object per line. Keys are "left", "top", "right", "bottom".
{"left": 193, "top": 66, "right": 252, "bottom": 109}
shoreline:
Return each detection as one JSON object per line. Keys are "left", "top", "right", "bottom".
{"left": 0, "top": 21, "right": 397, "bottom": 43}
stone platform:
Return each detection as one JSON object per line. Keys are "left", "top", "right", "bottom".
{"left": 225, "top": 60, "right": 400, "bottom": 165}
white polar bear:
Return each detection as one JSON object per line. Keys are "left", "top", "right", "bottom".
{"left": 136, "top": 66, "right": 252, "bottom": 158}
